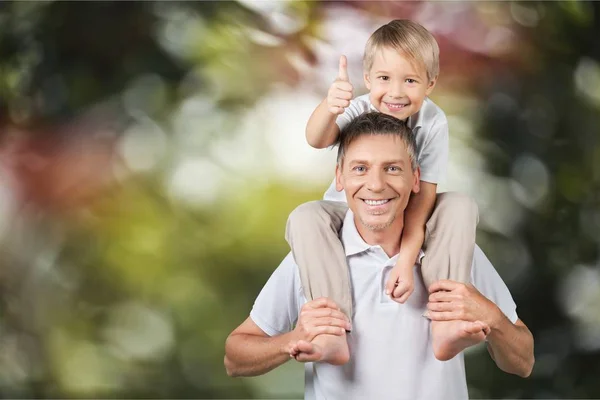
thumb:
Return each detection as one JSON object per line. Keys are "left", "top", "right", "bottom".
{"left": 338, "top": 55, "right": 350, "bottom": 82}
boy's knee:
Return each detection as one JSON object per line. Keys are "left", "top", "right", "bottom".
{"left": 436, "top": 192, "right": 479, "bottom": 223}
{"left": 288, "top": 201, "right": 327, "bottom": 225}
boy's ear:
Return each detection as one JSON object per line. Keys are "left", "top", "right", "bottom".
{"left": 335, "top": 164, "right": 344, "bottom": 192}
{"left": 363, "top": 73, "right": 371, "bottom": 91}
{"left": 425, "top": 75, "right": 438, "bottom": 96}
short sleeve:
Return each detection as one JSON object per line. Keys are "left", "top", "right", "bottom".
{"left": 335, "top": 94, "right": 373, "bottom": 131}
{"left": 417, "top": 118, "right": 449, "bottom": 184}
{"left": 250, "top": 253, "right": 303, "bottom": 336}
{"left": 470, "top": 245, "right": 518, "bottom": 323}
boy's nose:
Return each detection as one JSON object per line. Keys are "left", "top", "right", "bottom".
{"left": 389, "top": 82, "right": 404, "bottom": 98}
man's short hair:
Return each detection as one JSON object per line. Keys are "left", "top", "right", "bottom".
{"left": 363, "top": 19, "right": 440, "bottom": 82}
{"left": 336, "top": 112, "right": 418, "bottom": 171}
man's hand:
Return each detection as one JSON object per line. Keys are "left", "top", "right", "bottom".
{"left": 327, "top": 55, "right": 354, "bottom": 115}
{"left": 385, "top": 264, "right": 415, "bottom": 304}
{"left": 426, "top": 280, "right": 503, "bottom": 328}
{"left": 292, "top": 297, "right": 351, "bottom": 343}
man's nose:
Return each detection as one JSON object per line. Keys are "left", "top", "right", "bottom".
{"left": 366, "top": 170, "right": 386, "bottom": 192}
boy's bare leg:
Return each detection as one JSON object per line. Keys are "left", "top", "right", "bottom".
{"left": 422, "top": 192, "right": 479, "bottom": 360}
{"left": 285, "top": 200, "right": 351, "bottom": 364}
{"left": 289, "top": 332, "right": 350, "bottom": 365}
{"left": 431, "top": 320, "right": 489, "bottom": 361}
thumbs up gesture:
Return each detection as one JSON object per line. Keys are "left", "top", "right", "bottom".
{"left": 327, "top": 55, "right": 354, "bottom": 115}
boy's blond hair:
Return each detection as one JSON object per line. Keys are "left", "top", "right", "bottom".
{"left": 363, "top": 19, "right": 440, "bottom": 82}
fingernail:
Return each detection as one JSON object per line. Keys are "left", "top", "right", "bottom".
{"left": 422, "top": 311, "right": 430, "bottom": 318}
{"left": 385, "top": 290, "right": 390, "bottom": 295}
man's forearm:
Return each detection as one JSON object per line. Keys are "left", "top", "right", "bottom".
{"left": 487, "top": 314, "right": 534, "bottom": 377}
{"left": 306, "top": 99, "right": 339, "bottom": 148}
{"left": 224, "top": 331, "right": 296, "bottom": 377}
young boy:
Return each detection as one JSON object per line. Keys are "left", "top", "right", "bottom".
{"left": 285, "top": 20, "right": 481, "bottom": 364}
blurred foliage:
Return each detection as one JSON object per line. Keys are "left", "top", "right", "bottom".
{"left": 0, "top": 1, "right": 599, "bottom": 399}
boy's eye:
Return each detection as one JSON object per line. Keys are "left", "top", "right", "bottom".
{"left": 405, "top": 78, "right": 417, "bottom": 84}
{"left": 378, "top": 76, "right": 389, "bottom": 81}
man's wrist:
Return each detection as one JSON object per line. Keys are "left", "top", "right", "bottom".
{"left": 486, "top": 304, "right": 507, "bottom": 335}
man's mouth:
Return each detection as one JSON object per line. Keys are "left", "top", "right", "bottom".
{"left": 362, "top": 199, "right": 391, "bottom": 206}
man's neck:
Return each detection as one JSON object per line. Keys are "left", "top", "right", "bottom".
{"left": 354, "top": 219, "right": 403, "bottom": 258}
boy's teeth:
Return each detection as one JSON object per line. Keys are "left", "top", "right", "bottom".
{"left": 364, "top": 199, "right": 389, "bottom": 205}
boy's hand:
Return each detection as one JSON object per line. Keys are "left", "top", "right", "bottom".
{"left": 327, "top": 55, "right": 354, "bottom": 115}
{"left": 385, "top": 265, "right": 415, "bottom": 304}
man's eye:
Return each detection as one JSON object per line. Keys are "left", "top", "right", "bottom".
{"left": 386, "top": 166, "right": 400, "bottom": 172}
{"left": 354, "top": 166, "right": 366, "bottom": 172}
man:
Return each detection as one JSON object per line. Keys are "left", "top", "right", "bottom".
{"left": 224, "top": 112, "right": 534, "bottom": 399}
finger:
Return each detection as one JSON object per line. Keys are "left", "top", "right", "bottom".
{"left": 385, "top": 270, "right": 401, "bottom": 295}
{"left": 397, "top": 288, "right": 413, "bottom": 304}
{"left": 428, "top": 292, "right": 461, "bottom": 303}
{"left": 472, "top": 320, "right": 490, "bottom": 333}
{"left": 426, "top": 311, "right": 458, "bottom": 321}
{"left": 310, "top": 317, "right": 351, "bottom": 331}
{"left": 307, "top": 308, "right": 350, "bottom": 321}
{"left": 428, "top": 280, "right": 461, "bottom": 293}
{"left": 306, "top": 297, "right": 340, "bottom": 310}
{"left": 328, "top": 106, "right": 344, "bottom": 115}
{"left": 426, "top": 301, "right": 455, "bottom": 312}
{"left": 329, "top": 98, "right": 351, "bottom": 109}
{"left": 391, "top": 282, "right": 408, "bottom": 299}
{"left": 338, "top": 55, "right": 349, "bottom": 82}
{"left": 332, "top": 81, "right": 354, "bottom": 93}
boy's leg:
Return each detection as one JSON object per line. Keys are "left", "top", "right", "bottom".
{"left": 285, "top": 200, "right": 352, "bottom": 318}
{"left": 421, "top": 192, "right": 478, "bottom": 288}
{"left": 420, "top": 192, "right": 481, "bottom": 361}
{"left": 285, "top": 200, "right": 351, "bottom": 365}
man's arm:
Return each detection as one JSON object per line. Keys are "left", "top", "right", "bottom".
{"left": 224, "top": 317, "right": 297, "bottom": 377}
{"left": 427, "top": 280, "right": 534, "bottom": 377}
{"left": 225, "top": 297, "right": 350, "bottom": 377}
{"left": 486, "top": 317, "right": 534, "bottom": 377}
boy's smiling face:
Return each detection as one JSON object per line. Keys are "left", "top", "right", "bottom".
{"left": 364, "top": 46, "right": 437, "bottom": 121}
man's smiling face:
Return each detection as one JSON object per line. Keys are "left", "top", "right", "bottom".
{"left": 336, "top": 134, "right": 420, "bottom": 233}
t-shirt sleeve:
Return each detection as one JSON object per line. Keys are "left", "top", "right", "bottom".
{"left": 335, "top": 95, "right": 370, "bottom": 131}
{"left": 470, "top": 245, "right": 519, "bottom": 324}
{"left": 250, "top": 253, "right": 303, "bottom": 336}
{"left": 418, "top": 117, "right": 449, "bottom": 184}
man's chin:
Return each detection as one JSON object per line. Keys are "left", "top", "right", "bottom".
{"left": 359, "top": 216, "right": 394, "bottom": 231}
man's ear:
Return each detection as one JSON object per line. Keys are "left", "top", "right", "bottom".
{"left": 335, "top": 164, "right": 344, "bottom": 192}
{"left": 425, "top": 75, "right": 438, "bottom": 96}
{"left": 412, "top": 167, "right": 421, "bottom": 194}
{"left": 363, "top": 73, "right": 371, "bottom": 91}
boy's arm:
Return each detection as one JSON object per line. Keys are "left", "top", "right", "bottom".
{"left": 386, "top": 181, "right": 437, "bottom": 301}
{"left": 306, "top": 55, "right": 353, "bottom": 149}
{"left": 306, "top": 99, "right": 341, "bottom": 148}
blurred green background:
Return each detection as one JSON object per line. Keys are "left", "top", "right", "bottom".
{"left": 0, "top": 1, "right": 599, "bottom": 398}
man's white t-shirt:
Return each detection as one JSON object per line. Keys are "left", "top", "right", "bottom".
{"left": 250, "top": 210, "right": 518, "bottom": 400}
{"left": 323, "top": 94, "right": 449, "bottom": 202}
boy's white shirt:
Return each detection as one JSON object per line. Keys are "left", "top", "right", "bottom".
{"left": 323, "top": 94, "right": 449, "bottom": 202}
